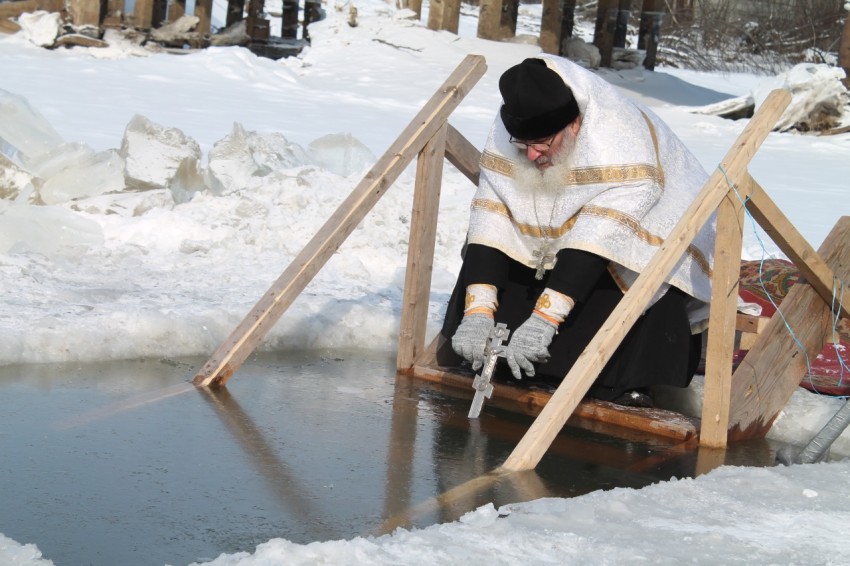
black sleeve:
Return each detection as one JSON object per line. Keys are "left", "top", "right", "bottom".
{"left": 546, "top": 248, "right": 608, "bottom": 303}
{"left": 462, "top": 243, "right": 511, "bottom": 290}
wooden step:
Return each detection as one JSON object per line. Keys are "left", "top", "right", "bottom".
{"left": 410, "top": 362, "right": 699, "bottom": 442}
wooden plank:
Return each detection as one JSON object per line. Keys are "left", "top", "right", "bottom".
{"left": 700, "top": 181, "right": 747, "bottom": 447}
{"left": 397, "top": 123, "right": 447, "bottom": 370}
{"left": 728, "top": 216, "right": 850, "bottom": 440}
{"left": 747, "top": 178, "right": 850, "bottom": 320}
{"left": 193, "top": 55, "right": 487, "bottom": 387}
{"left": 412, "top": 365, "right": 698, "bottom": 441}
{"left": 499, "top": 89, "right": 791, "bottom": 472}
{"left": 736, "top": 313, "right": 768, "bottom": 335}
{"left": 445, "top": 124, "right": 481, "bottom": 186}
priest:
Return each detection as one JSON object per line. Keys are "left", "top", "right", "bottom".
{"left": 439, "top": 56, "right": 716, "bottom": 407}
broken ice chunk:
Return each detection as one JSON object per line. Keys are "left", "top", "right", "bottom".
{"left": 119, "top": 114, "right": 203, "bottom": 191}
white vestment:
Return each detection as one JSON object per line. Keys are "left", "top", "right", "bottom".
{"left": 467, "top": 55, "right": 716, "bottom": 332}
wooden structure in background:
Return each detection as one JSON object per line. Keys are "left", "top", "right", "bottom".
{"left": 427, "top": 0, "right": 461, "bottom": 35}
{"left": 448, "top": 0, "right": 666, "bottom": 69}
{"left": 192, "top": 55, "right": 848, "bottom": 470}
{"left": 2, "top": 0, "right": 318, "bottom": 58}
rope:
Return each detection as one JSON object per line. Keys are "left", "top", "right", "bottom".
{"left": 716, "top": 165, "right": 850, "bottom": 399}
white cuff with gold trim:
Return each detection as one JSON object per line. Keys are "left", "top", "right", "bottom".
{"left": 533, "top": 288, "right": 574, "bottom": 326}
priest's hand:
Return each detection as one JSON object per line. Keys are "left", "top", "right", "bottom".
{"left": 504, "top": 313, "right": 557, "bottom": 379}
{"left": 505, "top": 288, "right": 573, "bottom": 379}
{"left": 451, "top": 313, "right": 495, "bottom": 371}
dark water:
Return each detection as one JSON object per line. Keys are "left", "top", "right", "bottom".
{"left": 0, "top": 351, "right": 782, "bottom": 565}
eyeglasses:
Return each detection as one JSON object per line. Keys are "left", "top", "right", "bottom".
{"left": 509, "top": 133, "right": 557, "bottom": 152}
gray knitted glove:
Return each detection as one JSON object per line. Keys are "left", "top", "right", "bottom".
{"left": 505, "top": 314, "right": 557, "bottom": 379}
{"left": 451, "top": 313, "right": 495, "bottom": 371}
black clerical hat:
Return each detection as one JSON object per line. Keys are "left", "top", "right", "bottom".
{"left": 499, "top": 58, "right": 579, "bottom": 140}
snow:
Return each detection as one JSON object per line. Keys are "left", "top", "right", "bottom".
{"left": 2, "top": 1, "right": 850, "bottom": 564}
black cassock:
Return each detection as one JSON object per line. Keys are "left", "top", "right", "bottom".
{"left": 437, "top": 244, "right": 703, "bottom": 401}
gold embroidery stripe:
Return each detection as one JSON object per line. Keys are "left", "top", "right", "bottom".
{"left": 639, "top": 110, "right": 665, "bottom": 188}
{"left": 480, "top": 150, "right": 514, "bottom": 177}
{"left": 582, "top": 205, "right": 711, "bottom": 276}
{"left": 479, "top": 150, "right": 662, "bottom": 187}
{"left": 471, "top": 198, "right": 578, "bottom": 239}
{"left": 567, "top": 164, "right": 663, "bottom": 186}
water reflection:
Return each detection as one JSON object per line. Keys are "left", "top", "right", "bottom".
{"left": 0, "top": 352, "right": 783, "bottom": 565}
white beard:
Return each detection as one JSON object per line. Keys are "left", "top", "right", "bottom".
{"left": 512, "top": 138, "right": 576, "bottom": 197}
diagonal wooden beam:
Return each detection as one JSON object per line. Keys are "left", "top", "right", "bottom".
{"left": 499, "top": 88, "right": 791, "bottom": 472}
{"left": 445, "top": 123, "right": 481, "bottom": 186}
{"left": 193, "top": 55, "right": 487, "bottom": 387}
{"left": 746, "top": 177, "right": 850, "bottom": 320}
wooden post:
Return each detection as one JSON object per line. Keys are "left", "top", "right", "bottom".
{"left": 397, "top": 123, "right": 448, "bottom": 371}
{"left": 303, "top": 0, "right": 322, "bottom": 40}
{"left": 282, "top": 0, "right": 299, "bottom": 39}
{"left": 407, "top": 0, "right": 423, "bottom": 19}
{"left": 151, "top": 0, "right": 167, "bottom": 26}
{"left": 699, "top": 179, "right": 748, "bottom": 447}
{"left": 499, "top": 89, "right": 791, "bottom": 472}
{"left": 728, "top": 216, "right": 850, "bottom": 440}
{"left": 477, "top": 0, "right": 518, "bottom": 41}
{"left": 594, "top": 0, "right": 617, "bottom": 67}
{"left": 103, "top": 0, "right": 123, "bottom": 27}
{"left": 613, "top": 0, "right": 631, "bottom": 48}
{"left": 427, "top": 0, "right": 460, "bottom": 34}
{"left": 66, "top": 0, "right": 104, "bottom": 27}
{"left": 226, "top": 0, "right": 244, "bottom": 26}
{"left": 194, "top": 0, "right": 213, "bottom": 34}
{"left": 839, "top": 8, "right": 850, "bottom": 91}
{"left": 638, "top": 0, "right": 663, "bottom": 70}
{"left": 193, "top": 55, "right": 487, "bottom": 387}
{"left": 245, "top": 0, "right": 269, "bottom": 41}
{"left": 133, "top": 0, "right": 154, "bottom": 28}
{"left": 168, "top": 0, "right": 186, "bottom": 23}
{"left": 558, "top": 0, "right": 577, "bottom": 55}
{"left": 539, "top": 0, "right": 563, "bottom": 55}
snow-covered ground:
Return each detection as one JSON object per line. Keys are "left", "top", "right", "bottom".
{"left": 2, "top": 1, "right": 850, "bottom": 564}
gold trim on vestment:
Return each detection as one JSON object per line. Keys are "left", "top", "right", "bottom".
{"left": 471, "top": 198, "right": 579, "bottom": 239}
{"left": 479, "top": 151, "right": 663, "bottom": 187}
{"left": 471, "top": 198, "right": 711, "bottom": 277}
{"left": 480, "top": 150, "right": 515, "bottom": 177}
{"left": 582, "top": 205, "right": 711, "bottom": 277}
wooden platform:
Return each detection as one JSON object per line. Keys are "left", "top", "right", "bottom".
{"left": 410, "top": 335, "right": 700, "bottom": 443}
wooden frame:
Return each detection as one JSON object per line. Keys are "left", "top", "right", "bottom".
{"left": 194, "top": 56, "right": 848, "bottom": 473}
{"left": 193, "top": 55, "right": 487, "bottom": 386}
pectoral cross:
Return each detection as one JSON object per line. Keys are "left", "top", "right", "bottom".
{"left": 532, "top": 245, "right": 556, "bottom": 280}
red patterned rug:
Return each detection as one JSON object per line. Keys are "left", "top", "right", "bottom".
{"left": 736, "top": 259, "right": 850, "bottom": 396}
